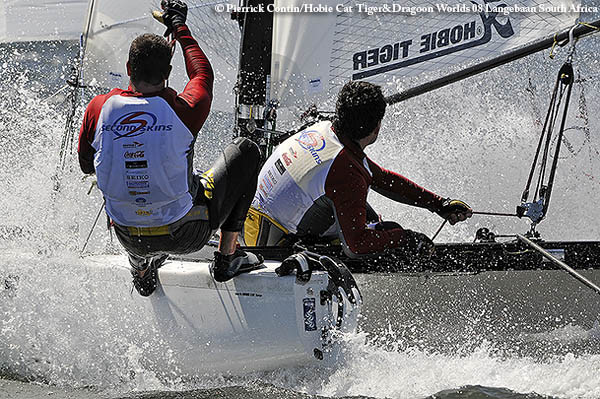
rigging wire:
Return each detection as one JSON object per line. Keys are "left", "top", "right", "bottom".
{"left": 559, "top": 74, "right": 590, "bottom": 159}
{"left": 430, "top": 219, "right": 447, "bottom": 242}
{"left": 518, "top": 36, "right": 577, "bottom": 233}
{"left": 529, "top": 67, "right": 600, "bottom": 192}
{"left": 54, "top": 0, "right": 97, "bottom": 193}
{"left": 434, "top": 51, "right": 598, "bottom": 241}
{"left": 80, "top": 199, "right": 106, "bottom": 255}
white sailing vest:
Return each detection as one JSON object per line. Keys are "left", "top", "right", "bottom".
{"left": 252, "top": 121, "right": 344, "bottom": 234}
{"left": 93, "top": 95, "right": 195, "bottom": 227}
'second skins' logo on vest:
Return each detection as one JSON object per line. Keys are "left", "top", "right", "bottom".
{"left": 102, "top": 111, "right": 173, "bottom": 140}
{"left": 296, "top": 130, "right": 326, "bottom": 151}
{"left": 296, "top": 130, "right": 326, "bottom": 165}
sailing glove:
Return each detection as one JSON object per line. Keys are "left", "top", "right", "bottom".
{"left": 437, "top": 198, "right": 473, "bottom": 225}
{"left": 156, "top": 0, "right": 188, "bottom": 36}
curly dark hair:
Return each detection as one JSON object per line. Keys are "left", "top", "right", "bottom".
{"left": 128, "top": 34, "right": 172, "bottom": 85}
{"left": 333, "top": 81, "right": 386, "bottom": 141}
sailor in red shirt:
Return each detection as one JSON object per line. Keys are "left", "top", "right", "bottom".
{"left": 78, "top": 0, "right": 262, "bottom": 295}
{"left": 245, "top": 81, "right": 472, "bottom": 267}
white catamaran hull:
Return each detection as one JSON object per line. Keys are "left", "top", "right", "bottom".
{"left": 0, "top": 252, "right": 361, "bottom": 376}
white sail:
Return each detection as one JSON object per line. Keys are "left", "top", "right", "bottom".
{"left": 81, "top": 0, "right": 240, "bottom": 112}
{"left": 0, "top": 0, "right": 88, "bottom": 42}
{"left": 270, "top": 0, "right": 581, "bottom": 120}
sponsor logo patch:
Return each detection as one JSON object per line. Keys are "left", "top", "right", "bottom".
{"left": 124, "top": 150, "right": 145, "bottom": 159}
{"left": 262, "top": 176, "right": 273, "bottom": 191}
{"left": 302, "top": 298, "right": 317, "bottom": 331}
{"left": 126, "top": 174, "right": 149, "bottom": 180}
{"left": 135, "top": 209, "right": 153, "bottom": 216}
{"left": 125, "top": 160, "right": 148, "bottom": 169}
{"left": 258, "top": 183, "right": 268, "bottom": 198}
{"left": 296, "top": 130, "right": 325, "bottom": 164}
{"left": 128, "top": 191, "right": 150, "bottom": 195}
{"left": 122, "top": 141, "right": 144, "bottom": 149}
{"left": 127, "top": 181, "right": 149, "bottom": 188}
{"left": 103, "top": 111, "right": 173, "bottom": 140}
{"left": 281, "top": 153, "right": 293, "bottom": 166}
{"left": 275, "top": 159, "right": 286, "bottom": 175}
{"left": 267, "top": 170, "right": 277, "bottom": 185}
{"left": 296, "top": 130, "right": 326, "bottom": 152}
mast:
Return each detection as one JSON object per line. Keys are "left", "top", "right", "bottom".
{"left": 234, "top": 0, "right": 274, "bottom": 157}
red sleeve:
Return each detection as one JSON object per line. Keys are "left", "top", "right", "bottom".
{"left": 77, "top": 94, "right": 107, "bottom": 174}
{"left": 325, "top": 150, "right": 408, "bottom": 256}
{"left": 367, "top": 158, "right": 444, "bottom": 212}
{"left": 168, "top": 24, "right": 214, "bottom": 136}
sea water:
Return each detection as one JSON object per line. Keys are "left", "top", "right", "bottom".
{"left": 2, "top": 11, "right": 600, "bottom": 399}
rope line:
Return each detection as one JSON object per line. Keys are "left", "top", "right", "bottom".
{"left": 81, "top": 199, "right": 106, "bottom": 255}
{"left": 431, "top": 220, "right": 447, "bottom": 242}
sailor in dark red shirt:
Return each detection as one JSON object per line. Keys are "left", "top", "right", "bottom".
{"left": 245, "top": 81, "right": 472, "bottom": 267}
{"left": 78, "top": 0, "right": 262, "bottom": 295}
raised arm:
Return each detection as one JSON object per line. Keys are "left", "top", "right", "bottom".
{"left": 169, "top": 24, "right": 214, "bottom": 135}
{"left": 175, "top": 24, "right": 214, "bottom": 103}
{"left": 157, "top": 0, "right": 214, "bottom": 134}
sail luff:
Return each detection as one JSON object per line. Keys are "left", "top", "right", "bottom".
{"left": 386, "top": 19, "right": 600, "bottom": 105}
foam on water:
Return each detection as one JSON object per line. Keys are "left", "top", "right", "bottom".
{"left": 237, "top": 333, "right": 600, "bottom": 399}
{"left": 0, "top": 42, "right": 85, "bottom": 253}
{"left": 1, "top": 16, "right": 600, "bottom": 399}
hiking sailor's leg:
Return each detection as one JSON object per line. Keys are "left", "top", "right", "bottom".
{"left": 128, "top": 252, "right": 148, "bottom": 270}
{"left": 126, "top": 252, "right": 169, "bottom": 297}
{"left": 113, "top": 225, "right": 170, "bottom": 296}
{"left": 202, "top": 137, "right": 261, "bottom": 237}
{"left": 201, "top": 137, "right": 263, "bottom": 281}
{"left": 219, "top": 231, "right": 239, "bottom": 255}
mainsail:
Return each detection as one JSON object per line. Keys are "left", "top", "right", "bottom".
{"left": 58, "top": 0, "right": 582, "bottom": 120}
{"left": 81, "top": 0, "right": 240, "bottom": 112}
{"left": 0, "top": 0, "right": 88, "bottom": 42}
{"left": 270, "top": 0, "right": 581, "bottom": 120}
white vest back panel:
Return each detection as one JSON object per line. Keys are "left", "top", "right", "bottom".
{"left": 93, "top": 95, "right": 194, "bottom": 226}
{"left": 252, "top": 121, "right": 344, "bottom": 233}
